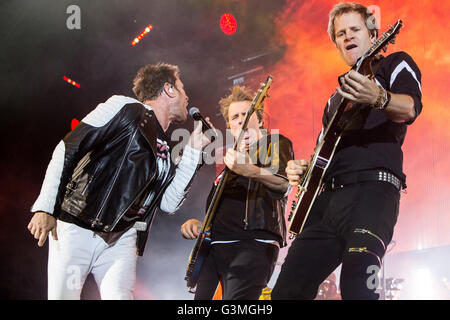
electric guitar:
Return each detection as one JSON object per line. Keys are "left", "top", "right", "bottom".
{"left": 287, "top": 20, "right": 403, "bottom": 236}
{"left": 185, "top": 76, "right": 273, "bottom": 292}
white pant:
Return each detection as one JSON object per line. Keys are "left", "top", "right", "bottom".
{"left": 48, "top": 220, "right": 138, "bottom": 300}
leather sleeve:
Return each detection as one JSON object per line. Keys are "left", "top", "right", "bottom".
{"left": 31, "top": 96, "right": 142, "bottom": 217}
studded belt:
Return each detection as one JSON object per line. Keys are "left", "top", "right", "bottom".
{"left": 323, "top": 170, "right": 403, "bottom": 192}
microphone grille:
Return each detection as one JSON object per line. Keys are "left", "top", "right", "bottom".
{"left": 188, "top": 107, "right": 200, "bottom": 117}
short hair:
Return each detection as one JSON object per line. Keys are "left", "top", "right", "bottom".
{"left": 132, "top": 62, "right": 180, "bottom": 102}
{"left": 219, "top": 85, "right": 264, "bottom": 128}
{"left": 327, "top": 2, "right": 378, "bottom": 44}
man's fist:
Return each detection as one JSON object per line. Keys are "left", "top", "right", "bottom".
{"left": 285, "top": 159, "right": 309, "bottom": 186}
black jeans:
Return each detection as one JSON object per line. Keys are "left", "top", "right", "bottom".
{"left": 272, "top": 181, "right": 400, "bottom": 300}
{"left": 194, "top": 240, "right": 279, "bottom": 300}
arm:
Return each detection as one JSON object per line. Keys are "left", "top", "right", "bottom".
{"left": 28, "top": 96, "right": 139, "bottom": 246}
{"left": 159, "top": 145, "right": 202, "bottom": 213}
{"left": 224, "top": 135, "right": 294, "bottom": 196}
{"left": 337, "top": 52, "right": 422, "bottom": 124}
{"left": 337, "top": 70, "right": 416, "bottom": 123}
{"left": 382, "top": 93, "right": 416, "bottom": 123}
{"left": 159, "top": 119, "right": 214, "bottom": 213}
{"left": 224, "top": 151, "right": 289, "bottom": 193}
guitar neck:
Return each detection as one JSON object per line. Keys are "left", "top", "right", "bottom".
{"left": 201, "top": 168, "right": 229, "bottom": 233}
{"left": 198, "top": 75, "right": 273, "bottom": 234}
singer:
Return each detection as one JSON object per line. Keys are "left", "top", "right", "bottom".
{"left": 180, "top": 85, "right": 294, "bottom": 299}
{"left": 27, "top": 62, "right": 213, "bottom": 299}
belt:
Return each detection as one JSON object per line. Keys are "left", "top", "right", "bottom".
{"left": 323, "top": 170, "right": 403, "bottom": 192}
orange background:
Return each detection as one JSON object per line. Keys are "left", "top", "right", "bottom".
{"left": 265, "top": 0, "right": 450, "bottom": 253}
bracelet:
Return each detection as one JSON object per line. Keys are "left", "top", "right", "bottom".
{"left": 371, "top": 86, "right": 390, "bottom": 110}
{"left": 381, "top": 90, "right": 391, "bottom": 110}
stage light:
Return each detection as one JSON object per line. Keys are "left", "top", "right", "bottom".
{"left": 131, "top": 24, "right": 153, "bottom": 46}
{"left": 63, "top": 76, "right": 80, "bottom": 88}
{"left": 412, "top": 268, "right": 435, "bottom": 299}
{"left": 220, "top": 13, "right": 237, "bottom": 35}
{"left": 71, "top": 118, "right": 80, "bottom": 130}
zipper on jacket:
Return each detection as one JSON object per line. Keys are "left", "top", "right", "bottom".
{"left": 110, "top": 141, "right": 176, "bottom": 230}
{"left": 110, "top": 170, "right": 159, "bottom": 230}
{"left": 81, "top": 161, "right": 102, "bottom": 196}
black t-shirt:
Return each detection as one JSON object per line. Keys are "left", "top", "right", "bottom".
{"left": 210, "top": 134, "right": 287, "bottom": 242}
{"left": 322, "top": 51, "right": 422, "bottom": 185}
{"left": 210, "top": 171, "right": 250, "bottom": 240}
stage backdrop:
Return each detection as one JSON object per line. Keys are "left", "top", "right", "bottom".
{"left": 264, "top": 0, "right": 450, "bottom": 254}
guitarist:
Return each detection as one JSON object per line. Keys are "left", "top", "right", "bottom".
{"left": 272, "top": 2, "right": 422, "bottom": 300}
{"left": 181, "top": 85, "right": 294, "bottom": 299}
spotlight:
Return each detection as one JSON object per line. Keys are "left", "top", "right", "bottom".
{"left": 220, "top": 13, "right": 237, "bottom": 35}
{"left": 63, "top": 76, "right": 80, "bottom": 88}
{"left": 71, "top": 118, "right": 80, "bottom": 130}
{"left": 412, "top": 268, "right": 435, "bottom": 299}
{"left": 131, "top": 24, "right": 153, "bottom": 46}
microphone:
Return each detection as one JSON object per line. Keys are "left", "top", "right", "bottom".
{"left": 189, "top": 107, "right": 216, "bottom": 142}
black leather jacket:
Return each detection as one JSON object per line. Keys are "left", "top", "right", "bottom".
{"left": 59, "top": 102, "right": 173, "bottom": 233}
{"left": 32, "top": 95, "right": 201, "bottom": 255}
{"left": 208, "top": 134, "right": 294, "bottom": 247}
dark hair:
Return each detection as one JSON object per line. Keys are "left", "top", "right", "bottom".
{"left": 132, "top": 62, "right": 180, "bottom": 102}
{"left": 219, "top": 85, "right": 264, "bottom": 128}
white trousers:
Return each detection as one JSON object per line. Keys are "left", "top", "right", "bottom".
{"left": 48, "top": 220, "right": 138, "bottom": 300}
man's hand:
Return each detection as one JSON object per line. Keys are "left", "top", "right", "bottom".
{"left": 224, "top": 148, "right": 257, "bottom": 178}
{"left": 27, "top": 211, "right": 57, "bottom": 247}
{"left": 181, "top": 219, "right": 202, "bottom": 240}
{"left": 337, "top": 70, "right": 379, "bottom": 105}
{"left": 285, "top": 160, "right": 309, "bottom": 186}
{"left": 187, "top": 117, "right": 217, "bottom": 151}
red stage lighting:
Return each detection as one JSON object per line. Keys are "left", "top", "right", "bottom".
{"left": 131, "top": 24, "right": 153, "bottom": 46}
{"left": 71, "top": 118, "right": 80, "bottom": 130}
{"left": 63, "top": 76, "right": 80, "bottom": 88}
{"left": 220, "top": 13, "right": 237, "bottom": 35}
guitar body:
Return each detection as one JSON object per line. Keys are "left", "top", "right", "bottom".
{"left": 287, "top": 20, "right": 403, "bottom": 237}
{"left": 288, "top": 132, "right": 342, "bottom": 235}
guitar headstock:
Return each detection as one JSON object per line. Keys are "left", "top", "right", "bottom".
{"left": 355, "top": 20, "right": 403, "bottom": 71}
{"left": 245, "top": 75, "right": 273, "bottom": 116}
{"left": 233, "top": 75, "right": 273, "bottom": 151}
{"left": 366, "top": 19, "right": 403, "bottom": 58}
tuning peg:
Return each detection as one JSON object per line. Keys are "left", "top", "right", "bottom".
{"left": 389, "top": 39, "right": 396, "bottom": 44}
{"left": 382, "top": 44, "right": 388, "bottom": 52}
